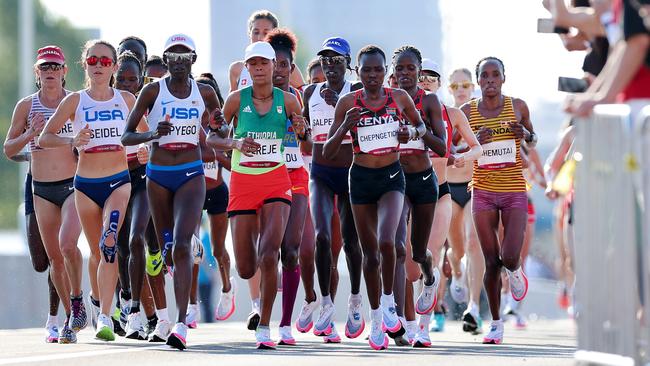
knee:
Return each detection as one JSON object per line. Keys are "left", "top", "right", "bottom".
{"left": 378, "top": 239, "right": 395, "bottom": 256}
{"left": 33, "top": 260, "right": 48, "bottom": 273}
{"left": 259, "top": 250, "right": 278, "bottom": 270}
{"left": 484, "top": 256, "right": 502, "bottom": 273}
{"left": 172, "top": 240, "right": 191, "bottom": 259}
{"left": 238, "top": 264, "right": 256, "bottom": 280}
{"left": 411, "top": 248, "right": 430, "bottom": 265}
{"left": 59, "top": 240, "right": 78, "bottom": 259}
{"left": 315, "top": 231, "right": 331, "bottom": 250}
{"left": 364, "top": 252, "right": 380, "bottom": 269}
{"left": 48, "top": 255, "right": 65, "bottom": 271}
{"left": 129, "top": 233, "right": 145, "bottom": 255}
{"left": 394, "top": 244, "right": 406, "bottom": 264}
{"left": 281, "top": 248, "right": 299, "bottom": 269}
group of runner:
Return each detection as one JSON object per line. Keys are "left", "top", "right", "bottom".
{"left": 5, "top": 9, "right": 540, "bottom": 351}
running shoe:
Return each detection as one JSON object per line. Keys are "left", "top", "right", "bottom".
{"left": 450, "top": 264, "right": 469, "bottom": 304}
{"left": 412, "top": 324, "right": 432, "bottom": 348}
{"left": 381, "top": 297, "right": 404, "bottom": 338}
{"left": 368, "top": 312, "right": 388, "bottom": 350}
{"left": 119, "top": 293, "right": 130, "bottom": 331}
{"left": 313, "top": 303, "right": 335, "bottom": 336}
{"left": 430, "top": 311, "right": 446, "bottom": 332}
{"left": 69, "top": 297, "right": 88, "bottom": 332}
{"left": 345, "top": 296, "right": 365, "bottom": 339}
{"left": 515, "top": 314, "right": 527, "bottom": 330}
{"left": 462, "top": 307, "right": 483, "bottom": 334}
{"left": 125, "top": 312, "right": 147, "bottom": 340}
{"left": 145, "top": 316, "right": 157, "bottom": 339}
{"left": 192, "top": 234, "right": 203, "bottom": 264}
{"left": 150, "top": 319, "right": 171, "bottom": 342}
{"left": 278, "top": 325, "right": 296, "bottom": 346}
{"left": 88, "top": 295, "right": 100, "bottom": 329}
{"left": 295, "top": 297, "right": 319, "bottom": 333}
{"left": 45, "top": 322, "right": 59, "bottom": 343}
{"left": 112, "top": 308, "right": 126, "bottom": 337}
{"left": 58, "top": 323, "right": 76, "bottom": 344}
{"left": 167, "top": 322, "right": 188, "bottom": 350}
{"left": 215, "top": 279, "right": 236, "bottom": 321}
{"left": 256, "top": 326, "right": 276, "bottom": 350}
{"left": 506, "top": 267, "right": 529, "bottom": 301}
{"left": 246, "top": 311, "right": 261, "bottom": 331}
{"left": 416, "top": 268, "right": 441, "bottom": 315}
{"left": 404, "top": 319, "right": 417, "bottom": 344}
{"left": 186, "top": 303, "right": 200, "bottom": 329}
{"left": 483, "top": 320, "right": 504, "bottom": 344}
{"left": 95, "top": 314, "right": 115, "bottom": 341}
{"left": 324, "top": 322, "right": 341, "bottom": 343}
{"left": 558, "top": 288, "right": 570, "bottom": 309}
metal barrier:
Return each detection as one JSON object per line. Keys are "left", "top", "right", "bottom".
{"left": 574, "top": 103, "right": 650, "bottom": 366}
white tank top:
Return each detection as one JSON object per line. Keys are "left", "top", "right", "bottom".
{"left": 203, "top": 160, "right": 219, "bottom": 182}
{"left": 237, "top": 66, "right": 253, "bottom": 90}
{"left": 309, "top": 81, "right": 352, "bottom": 144}
{"left": 27, "top": 91, "right": 73, "bottom": 152}
{"left": 73, "top": 89, "right": 128, "bottom": 153}
{"left": 149, "top": 78, "right": 205, "bottom": 150}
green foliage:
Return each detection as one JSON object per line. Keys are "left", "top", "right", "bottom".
{"left": 0, "top": 0, "right": 92, "bottom": 228}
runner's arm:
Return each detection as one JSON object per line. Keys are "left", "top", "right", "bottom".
{"left": 4, "top": 97, "right": 34, "bottom": 159}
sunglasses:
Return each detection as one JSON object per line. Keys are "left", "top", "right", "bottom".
{"left": 165, "top": 52, "right": 193, "bottom": 63}
{"left": 320, "top": 55, "right": 346, "bottom": 66}
{"left": 418, "top": 75, "right": 439, "bottom": 83}
{"left": 38, "top": 63, "right": 64, "bottom": 72}
{"left": 449, "top": 82, "right": 473, "bottom": 91}
{"left": 86, "top": 56, "right": 114, "bottom": 67}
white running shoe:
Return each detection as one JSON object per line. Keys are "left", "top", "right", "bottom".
{"left": 450, "top": 262, "right": 469, "bottom": 304}
{"left": 95, "top": 314, "right": 115, "bottom": 341}
{"left": 416, "top": 267, "right": 441, "bottom": 315}
{"left": 405, "top": 319, "right": 417, "bottom": 344}
{"left": 215, "top": 279, "right": 236, "bottom": 321}
{"left": 167, "top": 322, "right": 188, "bottom": 350}
{"left": 313, "top": 303, "right": 335, "bottom": 336}
{"left": 368, "top": 310, "right": 388, "bottom": 350}
{"left": 186, "top": 303, "right": 200, "bottom": 329}
{"left": 278, "top": 325, "right": 296, "bottom": 346}
{"left": 381, "top": 296, "right": 403, "bottom": 336}
{"left": 125, "top": 312, "right": 146, "bottom": 340}
{"left": 256, "top": 326, "right": 276, "bottom": 350}
{"left": 412, "top": 322, "right": 432, "bottom": 348}
{"left": 345, "top": 295, "right": 364, "bottom": 339}
{"left": 506, "top": 267, "right": 529, "bottom": 301}
{"left": 45, "top": 321, "right": 59, "bottom": 343}
{"left": 483, "top": 320, "right": 504, "bottom": 344}
{"left": 295, "top": 297, "right": 320, "bottom": 333}
{"left": 150, "top": 319, "right": 171, "bottom": 342}
{"left": 192, "top": 235, "right": 203, "bottom": 264}
{"left": 88, "top": 295, "right": 100, "bottom": 329}
{"left": 324, "top": 322, "right": 341, "bottom": 343}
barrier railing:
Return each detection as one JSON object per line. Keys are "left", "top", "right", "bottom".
{"left": 574, "top": 102, "right": 650, "bottom": 366}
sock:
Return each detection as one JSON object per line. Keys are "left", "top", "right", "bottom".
{"left": 468, "top": 301, "right": 479, "bottom": 315}
{"left": 47, "top": 314, "right": 58, "bottom": 326}
{"left": 156, "top": 308, "right": 169, "bottom": 323}
{"left": 349, "top": 293, "right": 362, "bottom": 306}
{"left": 406, "top": 320, "right": 417, "bottom": 332}
{"left": 322, "top": 295, "right": 333, "bottom": 306}
{"left": 70, "top": 293, "right": 83, "bottom": 302}
{"left": 507, "top": 295, "right": 520, "bottom": 310}
{"left": 130, "top": 300, "right": 141, "bottom": 314}
{"left": 381, "top": 293, "right": 394, "bottom": 307}
{"left": 279, "top": 266, "right": 300, "bottom": 327}
{"left": 252, "top": 298, "right": 260, "bottom": 313}
{"left": 370, "top": 307, "right": 382, "bottom": 322}
{"left": 120, "top": 289, "right": 132, "bottom": 301}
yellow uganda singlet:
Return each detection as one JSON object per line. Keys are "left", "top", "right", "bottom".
{"left": 469, "top": 96, "right": 527, "bottom": 193}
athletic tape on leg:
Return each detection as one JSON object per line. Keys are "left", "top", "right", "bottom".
{"left": 99, "top": 210, "right": 120, "bottom": 263}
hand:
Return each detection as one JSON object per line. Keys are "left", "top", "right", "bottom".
{"left": 152, "top": 115, "right": 173, "bottom": 139}
{"left": 291, "top": 112, "right": 306, "bottom": 138}
{"left": 397, "top": 125, "right": 411, "bottom": 144}
{"left": 565, "top": 94, "right": 599, "bottom": 117}
{"left": 136, "top": 144, "right": 149, "bottom": 164}
{"left": 72, "top": 124, "right": 91, "bottom": 147}
{"left": 210, "top": 108, "right": 226, "bottom": 130}
{"left": 545, "top": 186, "right": 559, "bottom": 200}
{"left": 29, "top": 112, "right": 46, "bottom": 136}
{"left": 320, "top": 87, "right": 340, "bottom": 107}
{"left": 342, "top": 107, "right": 361, "bottom": 132}
{"left": 508, "top": 122, "right": 524, "bottom": 140}
{"left": 447, "top": 154, "right": 456, "bottom": 166}
{"left": 476, "top": 126, "right": 493, "bottom": 145}
{"left": 235, "top": 137, "right": 260, "bottom": 157}
{"left": 453, "top": 153, "right": 466, "bottom": 168}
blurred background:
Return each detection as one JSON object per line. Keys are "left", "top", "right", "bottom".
{"left": 0, "top": 0, "right": 588, "bottom": 327}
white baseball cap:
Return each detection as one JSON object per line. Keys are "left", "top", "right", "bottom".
{"left": 164, "top": 34, "right": 196, "bottom": 52}
{"left": 421, "top": 58, "right": 441, "bottom": 76}
{"left": 244, "top": 42, "right": 275, "bottom": 62}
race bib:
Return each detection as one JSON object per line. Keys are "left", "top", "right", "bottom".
{"left": 284, "top": 146, "right": 304, "bottom": 169}
{"left": 400, "top": 137, "right": 425, "bottom": 155}
{"left": 357, "top": 121, "right": 400, "bottom": 156}
{"left": 311, "top": 108, "right": 352, "bottom": 144}
{"left": 203, "top": 160, "right": 219, "bottom": 181}
{"left": 239, "top": 138, "right": 283, "bottom": 168}
{"left": 478, "top": 139, "right": 516, "bottom": 169}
